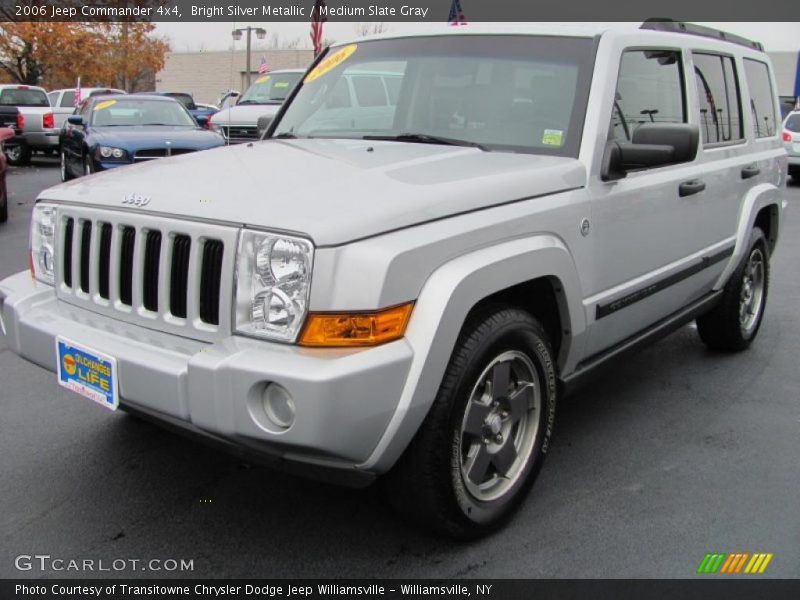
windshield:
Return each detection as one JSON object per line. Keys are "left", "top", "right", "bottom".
{"left": 0, "top": 88, "right": 49, "bottom": 107}
{"left": 89, "top": 98, "right": 197, "bottom": 127}
{"left": 238, "top": 72, "right": 302, "bottom": 105}
{"left": 785, "top": 114, "right": 800, "bottom": 133}
{"left": 272, "top": 35, "right": 595, "bottom": 156}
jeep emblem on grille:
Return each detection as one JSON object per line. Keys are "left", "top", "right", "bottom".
{"left": 122, "top": 193, "right": 151, "bottom": 207}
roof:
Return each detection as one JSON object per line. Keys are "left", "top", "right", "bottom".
{"left": 348, "top": 23, "right": 609, "bottom": 44}
{"left": 87, "top": 93, "right": 176, "bottom": 103}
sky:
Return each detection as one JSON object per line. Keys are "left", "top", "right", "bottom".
{"left": 155, "top": 22, "right": 800, "bottom": 53}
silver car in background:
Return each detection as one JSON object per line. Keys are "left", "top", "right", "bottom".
{"left": 783, "top": 110, "right": 800, "bottom": 181}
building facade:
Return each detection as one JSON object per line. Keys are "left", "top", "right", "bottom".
{"left": 156, "top": 49, "right": 314, "bottom": 105}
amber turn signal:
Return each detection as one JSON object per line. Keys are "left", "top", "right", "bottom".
{"left": 299, "top": 302, "right": 414, "bottom": 347}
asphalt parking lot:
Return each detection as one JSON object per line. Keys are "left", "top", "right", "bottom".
{"left": 1, "top": 157, "right": 798, "bottom": 579}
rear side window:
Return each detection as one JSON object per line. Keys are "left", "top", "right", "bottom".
{"left": 743, "top": 59, "right": 777, "bottom": 138}
{"left": 60, "top": 91, "right": 76, "bottom": 107}
{"left": 692, "top": 53, "right": 743, "bottom": 145}
{"left": 785, "top": 113, "right": 800, "bottom": 132}
{"left": 611, "top": 50, "right": 685, "bottom": 142}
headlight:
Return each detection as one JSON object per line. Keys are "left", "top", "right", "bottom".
{"left": 30, "top": 203, "right": 57, "bottom": 285}
{"left": 234, "top": 229, "right": 314, "bottom": 342}
{"left": 97, "top": 146, "right": 126, "bottom": 160}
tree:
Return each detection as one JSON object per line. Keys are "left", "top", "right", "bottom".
{"left": 0, "top": 21, "right": 168, "bottom": 91}
{"left": 355, "top": 23, "right": 387, "bottom": 37}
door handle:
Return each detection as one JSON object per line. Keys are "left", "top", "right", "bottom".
{"left": 741, "top": 165, "right": 760, "bottom": 179}
{"left": 679, "top": 179, "right": 706, "bottom": 197}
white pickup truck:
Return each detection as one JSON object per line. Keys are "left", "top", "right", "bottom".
{"left": 0, "top": 84, "right": 58, "bottom": 165}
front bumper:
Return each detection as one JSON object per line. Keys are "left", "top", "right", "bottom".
{"left": 0, "top": 271, "right": 413, "bottom": 485}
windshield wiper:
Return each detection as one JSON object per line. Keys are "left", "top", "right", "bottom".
{"left": 362, "top": 133, "right": 489, "bottom": 151}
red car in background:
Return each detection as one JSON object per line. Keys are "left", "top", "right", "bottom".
{"left": 0, "top": 126, "right": 14, "bottom": 223}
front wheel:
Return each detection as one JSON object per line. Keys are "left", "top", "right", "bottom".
{"left": 60, "top": 150, "right": 74, "bottom": 182}
{"left": 385, "top": 306, "right": 557, "bottom": 539}
{"left": 83, "top": 154, "right": 94, "bottom": 177}
{"left": 697, "top": 227, "right": 769, "bottom": 351}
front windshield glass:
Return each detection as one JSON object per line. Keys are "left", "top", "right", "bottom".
{"left": 89, "top": 98, "right": 197, "bottom": 127}
{"left": 238, "top": 72, "right": 302, "bottom": 105}
{"left": 272, "top": 35, "right": 595, "bottom": 156}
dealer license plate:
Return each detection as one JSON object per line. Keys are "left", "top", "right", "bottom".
{"left": 56, "top": 337, "right": 119, "bottom": 410}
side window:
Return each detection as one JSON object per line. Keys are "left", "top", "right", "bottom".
{"left": 60, "top": 91, "right": 76, "bottom": 108}
{"left": 692, "top": 53, "right": 743, "bottom": 144}
{"left": 47, "top": 92, "right": 59, "bottom": 107}
{"left": 352, "top": 76, "right": 387, "bottom": 107}
{"left": 611, "top": 50, "right": 685, "bottom": 142}
{"left": 743, "top": 59, "right": 777, "bottom": 138}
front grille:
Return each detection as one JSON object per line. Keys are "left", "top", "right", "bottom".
{"left": 57, "top": 208, "right": 235, "bottom": 341}
{"left": 220, "top": 126, "right": 259, "bottom": 143}
{"left": 133, "top": 148, "right": 197, "bottom": 162}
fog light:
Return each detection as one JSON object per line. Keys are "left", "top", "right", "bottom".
{"left": 262, "top": 383, "right": 295, "bottom": 430}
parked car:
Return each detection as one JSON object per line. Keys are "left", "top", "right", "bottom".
{"left": 209, "top": 70, "right": 302, "bottom": 143}
{"left": 48, "top": 87, "right": 126, "bottom": 129}
{"left": 0, "top": 22, "right": 787, "bottom": 538}
{"left": 0, "top": 127, "right": 13, "bottom": 223}
{"left": 783, "top": 110, "right": 800, "bottom": 181}
{"left": 59, "top": 94, "right": 224, "bottom": 181}
{"left": 141, "top": 92, "right": 218, "bottom": 126}
{"left": 0, "top": 84, "right": 57, "bottom": 165}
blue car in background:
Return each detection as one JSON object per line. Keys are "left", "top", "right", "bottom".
{"left": 59, "top": 94, "right": 225, "bottom": 181}
{"left": 141, "top": 91, "right": 218, "bottom": 126}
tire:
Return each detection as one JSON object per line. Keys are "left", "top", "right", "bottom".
{"left": 0, "top": 182, "right": 7, "bottom": 224}
{"left": 83, "top": 154, "right": 94, "bottom": 177}
{"left": 696, "top": 227, "right": 769, "bottom": 352}
{"left": 60, "top": 149, "right": 74, "bottom": 182}
{"left": 385, "top": 306, "right": 557, "bottom": 539}
{"left": 5, "top": 144, "right": 31, "bottom": 166}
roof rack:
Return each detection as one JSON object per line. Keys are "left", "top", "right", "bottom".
{"left": 640, "top": 19, "right": 764, "bottom": 52}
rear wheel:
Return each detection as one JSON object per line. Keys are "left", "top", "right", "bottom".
{"left": 385, "top": 306, "right": 557, "bottom": 539}
{"left": 5, "top": 144, "right": 31, "bottom": 166}
{"left": 697, "top": 227, "right": 769, "bottom": 351}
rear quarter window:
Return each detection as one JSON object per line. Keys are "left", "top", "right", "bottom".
{"left": 743, "top": 59, "right": 777, "bottom": 138}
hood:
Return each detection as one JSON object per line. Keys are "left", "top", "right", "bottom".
{"left": 91, "top": 126, "right": 224, "bottom": 150}
{"left": 41, "top": 138, "right": 586, "bottom": 246}
{"left": 210, "top": 104, "right": 282, "bottom": 126}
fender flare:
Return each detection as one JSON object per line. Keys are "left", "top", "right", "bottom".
{"left": 714, "top": 182, "right": 783, "bottom": 290}
{"left": 359, "top": 234, "right": 585, "bottom": 473}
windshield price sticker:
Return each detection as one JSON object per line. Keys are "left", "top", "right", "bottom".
{"left": 304, "top": 44, "right": 357, "bottom": 83}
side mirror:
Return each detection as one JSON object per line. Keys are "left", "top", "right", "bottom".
{"left": 67, "top": 115, "right": 84, "bottom": 126}
{"left": 0, "top": 127, "right": 14, "bottom": 143}
{"left": 195, "top": 114, "right": 209, "bottom": 127}
{"left": 602, "top": 123, "right": 699, "bottom": 181}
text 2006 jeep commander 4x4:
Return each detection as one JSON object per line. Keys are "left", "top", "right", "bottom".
{"left": 0, "top": 22, "right": 787, "bottom": 538}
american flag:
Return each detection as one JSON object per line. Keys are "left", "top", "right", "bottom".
{"left": 258, "top": 55, "right": 268, "bottom": 75}
{"left": 448, "top": 0, "right": 467, "bottom": 25}
{"left": 74, "top": 77, "right": 81, "bottom": 107}
{"left": 310, "top": 0, "right": 327, "bottom": 56}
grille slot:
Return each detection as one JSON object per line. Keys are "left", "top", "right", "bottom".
{"left": 169, "top": 234, "right": 191, "bottom": 318}
{"left": 97, "top": 223, "right": 112, "bottom": 299}
{"left": 199, "top": 240, "right": 224, "bottom": 325}
{"left": 119, "top": 226, "right": 136, "bottom": 306}
{"left": 79, "top": 221, "right": 92, "bottom": 293}
{"left": 142, "top": 230, "right": 162, "bottom": 312}
{"left": 63, "top": 218, "right": 74, "bottom": 288}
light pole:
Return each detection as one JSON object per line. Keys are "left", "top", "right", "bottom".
{"left": 232, "top": 27, "right": 267, "bottom": 91}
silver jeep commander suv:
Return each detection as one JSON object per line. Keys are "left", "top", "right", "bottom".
{"left": 0, "top": 21, "right": 787, "bottom": 538}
